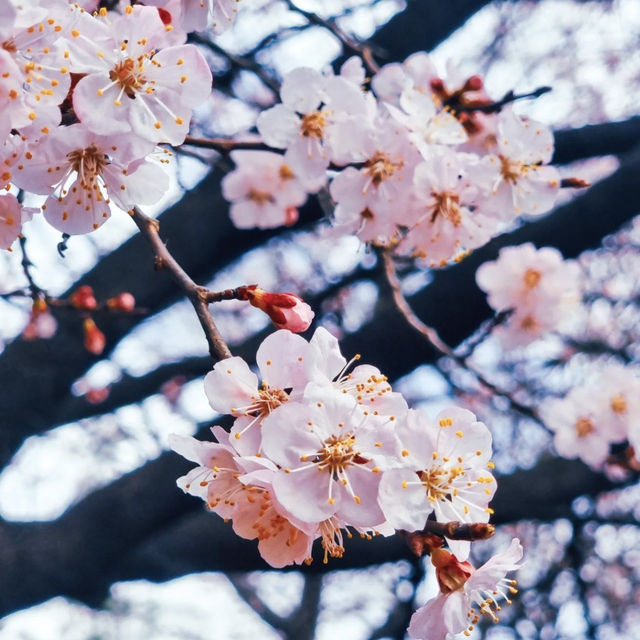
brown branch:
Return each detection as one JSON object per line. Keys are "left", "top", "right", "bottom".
{"left": 130, "top": 207, "right": 232, "bottom": 362}
{"left": 382, "top": 250, "right": 543, "bottom": 426}
{"left": 454, "top": 86, "right": 552, "bottom": 114}
{"left": 227, "top": 574, "right": 290, "bottom": 636}
{"left": 182, "top": 136, "right": 270, "bottom": 154}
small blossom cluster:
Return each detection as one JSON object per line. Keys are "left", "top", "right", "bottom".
{"left": 172, "top": 328, "right": 501, "bottom": 565}
{"left": 541, "top": 362, "right": 640, "bottom": 470}
{"left": 224, "top": 54, "right": 563, "bottom": 266}
{"left": 0, "top": 0, "right": 212, "bottom": 246}
{"left": 476, "top": 243, "right": 583, "bottom": 346}
{"left": 171, "top": 327, "right": 521, "bottom": 637}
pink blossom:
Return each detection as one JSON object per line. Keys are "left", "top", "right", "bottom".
{"left": 0, "top": 193, "right": 23, "bottom": 250}
{"left": 69, "top": 5, "right": 211, "bottom": 144}
{"left": 378, "top": 407, "right": 495, "bottom": 560}
{"left": 260, "top": 388, "right": 399, "bottom": 527}
{"left": 13, "top": 124, "right": 168, "bottom": 234}
{"left": 222, "top": 151, "right": 308, "bottom": 230}
{"left": 476, "top": 243, "right": 583, "bottom": 346}
{"left": 257, "top": 67, "right": 370, "bottom": 181}
{"left": 408, "top": 539, "right": 523, "bottom": 640}
{"left": 330, "top": 118, "right": 421, "bottom": 246}
{"left": 398, "top": 148, "right": 498, "bottom": 266}
{"left": 470, "top": 108, "right": 560, "bottom": 218}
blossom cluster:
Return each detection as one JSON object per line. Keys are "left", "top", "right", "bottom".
{"left": 0, "top": 0, "right": 212, "bottom": 245}
{"left": 476, "top": 243, "right": 583, "bottom": 346}
{"left": 541, "top": 362, "right": 640, "bottom": 470}
{"left": 223, "top": 55, "right": 563, "bottom": 266}
{"left": 171, "top": 327, "right": 522, "bottom": 638}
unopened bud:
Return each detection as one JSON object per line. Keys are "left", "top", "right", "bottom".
{"left": 70, "top": 285, "right": 98, "bottom": 311}
{"left": 83, "top": 318, "right": 106, "bottom": 355}
{"left": 107, "top": 292, "right": 136, "bottom": 312}
{"left": 464, "top": 75, "right": 484, "bottom": 92}
{"left": 85, "top": 387, "right": 110, "bottom": 404}
{"left": 284, "top": 206, "right": 299, "bottom": 226}
{"left": 23, "top": 300, "right": 57, "bottom": 340}
{"left": 240, "top": 286, "right": 314, "bottom": 333}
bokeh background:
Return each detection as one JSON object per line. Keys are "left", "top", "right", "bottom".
{"left": 1, "top": 0, "right": 640, "bottom": 638}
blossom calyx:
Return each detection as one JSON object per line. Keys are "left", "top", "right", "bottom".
{"left": 430, "top": 547, "right": 475, "bottom": 593}
{"left": 239, "top": 285, "right": 314, "bottom": 333}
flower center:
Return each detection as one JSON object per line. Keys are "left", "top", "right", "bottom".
{"left": 363, "top": 151, "right": 404, "bottom": 186}
{"left": 499, "top": 155, "right": 524, "bottom": 183}
{"left": 430, "top": 190, "right": 461, "bottom": 226}
{"left": 611, "top": 393, "right": 627, "bottom": 414}
{"left": 523, "top": 268, "right": 542, "bottom": 288}
{"left": 255, "top": 386, "right": 289, "bottom": 415}
{"left": 575, "top": 417, "right": 595, "bottom": 438}
{"left": 519, "top": 315, "right": 538, "bottom": 332}
{"left": 418, "top": 465, "right": 465, "bottom": 503}
{"left": 316, "top": 434, "right": 359, "bottom": 473}
{"left": 247, "top": 188, "right": 274, "bottom": 205}
{"left": 300, "top": 111, "right": 325, "bottom": 139}
{"left": 66, "top": 144, "right": 107, "bottom": 185}
{"left": 109, "top": 57, "right": 146, "bottom": 98}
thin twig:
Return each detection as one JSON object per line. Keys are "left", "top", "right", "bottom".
{"left": 18, "top": 235, "right": 43, "bottom": 298}
{"left": 189, "top": 33, "right": 281, "bottom": 94}
{"left": 183, "top": 136, "right": 270, "bottom": 153}
{"left": 382, "top": 251, "right": 543, "bottom": 425}
{"left": 130, "top": 207, "right": 232, "bottom": 362}
{"left": 455, "top": 86, "right": 552, "bottom": 114}
{"left": 282, "top": 0, "right": 381, "bottom": 74}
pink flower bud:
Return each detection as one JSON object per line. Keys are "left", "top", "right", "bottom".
{"left": 70, "top": 285, "right": 98, "bottom": 311}
{"left": 85, "top": 387, "right": 110, "bottom": 404}
{"left": 83, "top": 318, "right": 106, "bottom": 355}
{"left": 23, "top": 300, "right": 57, "bottom": 340}
{"left": 242, "top": 286, "right": 314, "bottom": 333}
{"left": 107, "top": 292, "right": 136, "bottom": 312}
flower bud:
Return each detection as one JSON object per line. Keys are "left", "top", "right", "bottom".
{"left": 430, "top": 547, "right": 475, "bottom": 594}
{"left": 107, "top": 292, "right": 136, "bottom": 312}
{"left": 85, "top": 387, "right": 110, "bottom": 404}
{"left": 83, "top": 318, "right": 106, "bottom": 355}
{"left": 241, "top": 286, "right": 314, "bottom": 333}
{"left": 70, "top": 285, "right": 98, "bottom": 311}
{"left": 23, "top": 300, "right": 57, "bottom": 340}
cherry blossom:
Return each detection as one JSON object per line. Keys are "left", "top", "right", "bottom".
{"left": 408, "top": 539, "right": 523, "bottom": 640}
{"left": 69, "top": 5, "right": 211, "bottom": 144}
{"left": 221, "top": 151, "right": 308, "bottom": 229}
{"left": 397, "top": 148, "right": 498, "bottom": 266}
{"left": 330, "top": 118, "right": 421, "bottom": 246}
{"left": 378, "top": 407, "right": 495, "bottom": 560}
{"left": 476, "top": 243, "right": 583, "bottom": 346}
{"left": 469, "top": 108, "right": 560, "bottom": 218}
{"left": 257, "top": 67, "right": 371, "bottom": 181}
{"left": 260, "top": 387, "right": 399, "bottom": 527}
{"left": 13, "top": 124, "right": 168, "bottom": 234}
